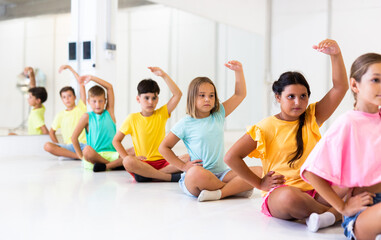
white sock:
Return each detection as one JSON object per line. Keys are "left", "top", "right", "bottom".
{"left": 197, "top": 190, "right": 222, "bottom": 202}
{"left": 306, "top": 212, "right": 335, "bottom": 232}
{"left": 234, "top": 189, "right": 254, "bottom": 198}
{"left": 375, "top": 234, "right": 381, "bottom": 240}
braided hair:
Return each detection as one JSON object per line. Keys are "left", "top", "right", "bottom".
{"left": 272, "top": 71, "right": 311, "bottom": 167}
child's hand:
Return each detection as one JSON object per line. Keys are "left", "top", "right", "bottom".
{"left": 313, "top": 39, "right": 341, "bottom": 56}
{"left": 136, "top": 156, "right": 147, "bottom": 161}
{"left": 58, "top": 65, "right": 71, "bottom": 73}
{"left": 78, "top": 75, "right": 92, "bottom": 85}
{"left": 259, "top": 171, "right": 285, "bottom": 191}
{"left": 342, "top": 191, "right": 375, "bottom": 216}
{"left": 182, "top": 159, "right": 203, "bottom": 171}
{"left": 224, "top": 60, "right": 243, "bottom": 72}
{"left": 148, "top": 67, "right": 167, "bottom": 77}
{"left": 23, "top": 67, "right": 33, "bottom": 77}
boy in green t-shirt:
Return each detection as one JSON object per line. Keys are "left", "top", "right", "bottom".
{"left": 44, "top": 65, "right": 87, "bottom": 159}
{"left": 71, "top": 75, "right": 133, "bottom": 172}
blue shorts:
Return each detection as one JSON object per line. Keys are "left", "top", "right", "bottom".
{"left": 342, "top": 193, "right": 381, "bottom": 239}
{"left": 57, "top": 143, "right": 86, "bottom": 153}
{"left": 179, "top": 168, "right": 231, "bottom": 198}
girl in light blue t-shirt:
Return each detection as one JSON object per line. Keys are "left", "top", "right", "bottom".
{"left": 159, "top": 60, "right": 267, "bottom": 202}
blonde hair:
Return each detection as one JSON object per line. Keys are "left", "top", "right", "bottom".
{"left": 350, "top": 53, "right": 381, "bottom": 107}
{"left": 186, "top": 77, "right": 220, "bottom": 118}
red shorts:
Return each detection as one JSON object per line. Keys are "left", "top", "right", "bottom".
{"left": 261, "top": 185, "right": 316, "bottom": 217}
{"left": 143, "top": 159, "right": 170, "bottom": 170}
{"left": 127, "top": 159, "right": 170, "bottom": 178}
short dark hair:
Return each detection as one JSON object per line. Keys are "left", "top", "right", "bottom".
{"left": 28, "top": 87, "right": 48, "bottom": 103}
{"left": 137, "top": 79, "right": 160, "bottom": 95}
{"left": 88, "top": 85, "right": 105, "bottom": 98}
{"left": 59, "top": 86, "right": 75, "bottom": 97}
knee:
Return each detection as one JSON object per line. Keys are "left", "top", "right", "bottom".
{"left": 82, "top": 146, "right": 94, "bottom": 162}
{"left": 44, "top": 142, "right": 53, "bottom": 152}
{"left": 185, "top": 166, "right": 208, "bottom": 184}
{"left": 122, "top": 156, "right": 137, "bottom": 171}
{"left": 275, "top": 187, "right": 303, "bottom": 208}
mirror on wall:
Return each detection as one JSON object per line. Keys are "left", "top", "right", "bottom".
{"left": 1, "top": 1, "right": 381, "bottom": 136}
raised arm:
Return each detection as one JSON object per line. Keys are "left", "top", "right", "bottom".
{"left": 24, "top": 67, "right": 36, "bottom": 88}
{"left": 71, "top": 113, "right": 89, "bottom": 159}
{"left": 59, "top": 65, "right": 87, "bottom": 104}
{"left": 159, "top": 132, "right": 202, "bottom": 171}
{"left": 313, "top": 39, "right": 349, "bottom": 125}
{"left": 79, "top": 75, "right": 115, "bottom": 122}
{"left": 221, "top": 60, "right": 247, "bottom": 117}
{"left": 303, "top": 170, "right": 374, "bottom": 216}
{"left": 148, "top": 67, "right": 182, "bottom": 115}
{"left": 224, "top": 133, "right": 285, "bottom": 191}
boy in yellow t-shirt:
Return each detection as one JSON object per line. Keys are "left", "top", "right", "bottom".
{"left": 44, "top": 65, "right": 87, "bottom": 159}
{"left": 113, "top": 67, "right": 188, "bottom": 182}
{"left": 24, "top": 67, "right": 48, "bottom": 135}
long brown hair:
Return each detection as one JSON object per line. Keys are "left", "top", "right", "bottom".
{"left": 272, "top": 71, "right": 311, "bottom": 168}
{"left": 186, "top": 77, "right": 220, "bottom": 118}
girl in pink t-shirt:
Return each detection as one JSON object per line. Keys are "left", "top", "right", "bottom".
{"left": 301, "top": 53, "right": 381, "bottom": 240}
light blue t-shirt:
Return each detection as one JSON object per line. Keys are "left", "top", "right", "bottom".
{"left": 171, "top": 104, "right": 228, "bottom": 174}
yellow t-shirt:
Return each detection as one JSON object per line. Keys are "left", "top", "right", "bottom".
{"left": 247, "top": 103, "right": 322, "bottom": 192}
{"left": 52, "top": 100, "right": 87, "bottom": 144}
{"left": 28, "top": 105, "right": 46, "bottom": 135}
{"left": 119, "top": 105, "right": 169, "bottom": 161}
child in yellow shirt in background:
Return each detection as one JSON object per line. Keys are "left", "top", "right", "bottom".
{"left": 44, "top": 65, "right": 87, "bottom": 159}
{"left": 24, "top": 67, "right": 48, "bottom": 135}
{"left": 113, "top": 67, "right": 187, "bottom": 182}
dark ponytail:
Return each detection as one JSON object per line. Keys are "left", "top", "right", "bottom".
{"left": 272, "top": 71, "right": 311, "bottom": 168}
{"left": 288, "top": 112, "right": 305, "bottom": 167}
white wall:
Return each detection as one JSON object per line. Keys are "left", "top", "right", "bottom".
{"left": 115, "top": 5, "right": 265, "bottom": 130}
{"left": 271, "top": 0, "right": 381, "bottom": 131}
{"left": 1, "top": 1, "right": 381, "bottom": 134}
{"left": 0, "top": 20, "right": 25, "bottom": 129}
{"left": 330, "top": 0, "right": 381, "bottom": 119}
{"left": 271, "top": 0, "right": 330, "bottom": 122}
{"left": 149, "top": 0, "right": 267, "bottom": 36}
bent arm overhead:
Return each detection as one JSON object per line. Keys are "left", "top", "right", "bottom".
{"left": 59, "top": 65, "right": 87, "bottom": 104}
{"left": 314, "top": 39, "right": 349, "bottom": 125}
{"left": 25, "top": 67, "right": 36, "bottom": 88}
{"left": 148, "top": 67, "right": 182, "bottom": 115}
{"left": 221, "top": 60, "right": 247, "bottom": 117}
{"left": 80, "top": 75, "right": 116, "bottom": 122}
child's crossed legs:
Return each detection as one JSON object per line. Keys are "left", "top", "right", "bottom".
{"left": 183, "top": 165, "right": 263, "bottom": 201}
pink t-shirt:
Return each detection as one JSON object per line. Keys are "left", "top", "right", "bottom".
{"left": 301, "top": 109, "right": 381, "bottom": 188}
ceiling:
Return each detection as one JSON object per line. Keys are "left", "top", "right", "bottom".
{"left": 0, "top": 0, "right": 153, "bottom": 21}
